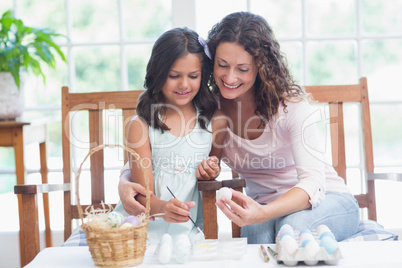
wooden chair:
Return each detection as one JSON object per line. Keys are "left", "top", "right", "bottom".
{"left": 14, "top": 87, "right": 143, "bottom": 266}
{"left": 199, "top": 77, "right": 400, "bottom": 239}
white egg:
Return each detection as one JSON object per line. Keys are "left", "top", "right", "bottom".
{"left": 280, "top": 235, "right": 298, "bottom": 255}
{"left": 160, "top": 233, "right": 173, "bottom": 244}
{"left": 157, "top": 242, "right": 173, "bottom": 264}
{"left": 216, "top": 187, "right": 232, "bottom": 201}
{"left": 304, "top": 240, "right": 320, "bottom": 259}
{"left": 173, "top": 234, "right": 191, "bottom": 263}
{"left": 157, "top": 234, "right": 173, "bottom": 264}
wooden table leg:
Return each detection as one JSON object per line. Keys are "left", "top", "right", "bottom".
{"left": 40, "top": 141, "right": 52, "bottom": 247}
{"left": 13, "top": 127, "right": 26, "bottom": 266}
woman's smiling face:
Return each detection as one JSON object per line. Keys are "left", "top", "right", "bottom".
{"left": 213, "top": 42, "right": 258, "bottom": 100}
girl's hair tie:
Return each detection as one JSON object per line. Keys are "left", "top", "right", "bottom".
{"left": 198, "top": 36, "right": 212, "bottom": 60}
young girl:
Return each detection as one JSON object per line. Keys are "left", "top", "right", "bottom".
{"left": 114, "top": 27, "right": 227, "bottom": 243}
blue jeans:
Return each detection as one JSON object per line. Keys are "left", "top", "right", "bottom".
{"left": 241, "top": 192, "right": 360, "bottom": 243}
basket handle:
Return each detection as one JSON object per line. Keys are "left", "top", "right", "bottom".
{"left": 75, "top": 144, "right": 150, "bottom": 224}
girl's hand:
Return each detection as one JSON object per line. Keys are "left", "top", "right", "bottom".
{"left": 162, "top": 199, "right": 195, "bottom": 223}
{"left": 196, "top": 156, "right": 220, "bottom": 180}
{"left": 216, "top": 189, "right": 265, "bottom": 227}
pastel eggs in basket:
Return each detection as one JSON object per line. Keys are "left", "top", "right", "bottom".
{"left": 106, "top": 211, "right": 142, "bottom": 228}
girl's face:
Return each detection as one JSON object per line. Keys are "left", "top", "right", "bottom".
{"left": 213, "top": 42, "right": 258, "bottom": 100}
{"left": 162, "top": 53, "right": 202, "bottom": 108}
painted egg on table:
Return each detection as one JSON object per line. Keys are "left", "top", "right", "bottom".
{"left": 320, "top": 236, "right": 339, "bottom": 254}
{"left": 316, "top": 224, "right": 331, "bottom": 236}
{"left": 320, "top": 231, "right": 335, "bottom": 240}
{"left": 299, "top": 232, "right": 315, "bottom": 244}
{"left": 216, "top": 187, "right": 232, "bottom": 201}
{"left": 124, "top": 215, "right": 141, "bottom": 226}
{"left": 278, "top": 224, "right": 294, "bottom": 237}
{"left": 279, "top": 231, "right": 294, "bottom": 240}
{"left": 106, "top": 211, "right": 125, "bottom": 228}
{"left": 174, "top": 234, "right": 191, "bottom": 263}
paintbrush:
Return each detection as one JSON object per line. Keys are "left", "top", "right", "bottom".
{"left": 166, "top": 186, "right": 205, "bottom": 237}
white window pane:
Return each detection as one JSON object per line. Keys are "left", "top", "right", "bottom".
{"left": 73, "top": 46, "right": 121, "bottom": 91}
{"left": 123, "top": 0, "right": 172, "bottom": 40}
{"left": 126, "top": 44, "right": 153, "bottom": 91}
{"left": 306, "top": 0, "right": 356, "bottom": 36}
{"left": 71, "top": 0, "right": 119, "bottom": 42}
{"left": 306, "top": 41, "right": 358, "bottom": 85}
{"left": 362, "top": 0, "right": 402, "bottom": 35}
{"left": 250, "top": 0, "right": 302, "bottom": 39}
{"left": 0, "top": 1, "right": 13, "bottom": 16}
{"left": 362, "top": 39, "right": 402, "bottom": 102}
{"left": 19, "top": 0, "right": 66, "bottom": 36}
{"left": 344, "top": 103, "right": 362, "bottom": 167}
{"left": 281, "top": 42, "right": 303, "bottom": 83}
{"left": 371, "top": 104, "right": 402, "bottom": 167}
{"left": 195, "top": 0, "right": 248, "bottom": 39}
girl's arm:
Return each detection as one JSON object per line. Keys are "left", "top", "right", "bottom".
{"left": 196, "top": 109, "right": 228, "bottom": 180}
{"left": 127, "top": 117, "right": 195, "bottom": 222}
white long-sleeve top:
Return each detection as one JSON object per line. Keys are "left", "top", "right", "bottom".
{"left": 221, "top": 99, "right": 351, "bottom": 208}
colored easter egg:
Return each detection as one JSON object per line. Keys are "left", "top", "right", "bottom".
{"left": 216, "top": 187, "right": 232, "bottom": 201}
{"left": 124, "top": 215, "right": 141, "bottom": 226}
{"left": 280, "top": 231, "right": 294, "bottom": 240}
{"left": 106, "top": 211, "right": 125, "bottom": 228}
{"left": 119, "top": 222, "right": 134, "bottom": 229}
{"left": 316, "top": 224, "right": 331, "bottom": 236}
{"left": 299, "top": 232, "right": 315, "bottom": 244}
{"left": 279, "top": 224, "right": 293, "bottom": 233}
{"left": 320, "top": 236, "right": 339, "bottom": 254}
{"left": 320, "top": 231, "right": 335, "bottom": 240}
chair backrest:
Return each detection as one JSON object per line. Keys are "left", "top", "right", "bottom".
{"left": 61, "top": 86, "right": 144, "bottom": 240}
{"left": 304, "top": 77, "right": 376, "bottom": 220}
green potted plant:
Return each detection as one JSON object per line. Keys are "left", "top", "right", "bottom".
{"left": 0, "top": 9, "right": 67, "bottom": 119}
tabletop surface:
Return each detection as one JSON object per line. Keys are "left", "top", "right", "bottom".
{"left": 25, "top": 241, "right": 402, "bottom": 268}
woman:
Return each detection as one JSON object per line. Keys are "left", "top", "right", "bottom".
{"left": 208, "top": 11, "right": 359, "bottom": 243}
{"left": 119, "top": 11, "right": 360, "bottom": 244}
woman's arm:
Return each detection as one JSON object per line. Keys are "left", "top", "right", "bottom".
{"left": 216, "top": 187, "right": 310, "bottom": 227}
{"left": 196, "top": 109, "right": 228, "bottom": 180}
{"left": 127, "top": 117, "right": 195, "bottom": 222}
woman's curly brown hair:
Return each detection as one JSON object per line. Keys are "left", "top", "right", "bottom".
{"left": 208, "top": 11, "right": 306, "bottom": 124}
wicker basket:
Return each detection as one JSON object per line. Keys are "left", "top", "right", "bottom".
{"left": 76, "top": 144, "right": 150, "bottom": 267}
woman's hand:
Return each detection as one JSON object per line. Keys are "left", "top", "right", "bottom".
{"left": 162, "top": 199, "right": 196, "bottom": 223}
{"left": 196, "top": 156, "right": 220, "bottom": 180}
{"left": 216, "top": 189, "right": 265, "bottom": 227}
{"left": 118, "top": 170, "right": 153, "bottom": 216}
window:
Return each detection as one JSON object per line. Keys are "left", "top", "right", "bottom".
{"left": 1, "top": 0, "right": 401, "bottom": 234}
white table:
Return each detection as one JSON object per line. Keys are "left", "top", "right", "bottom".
{"left": 26, "top": 241, "right": 402, "bottom": 268}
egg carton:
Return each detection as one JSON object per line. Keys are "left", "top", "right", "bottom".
{"left": 192, "top": 238, "right": 247, "bottom": 260}
{"left": 276, "top": 228, "right": 342, "bottom": 266}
